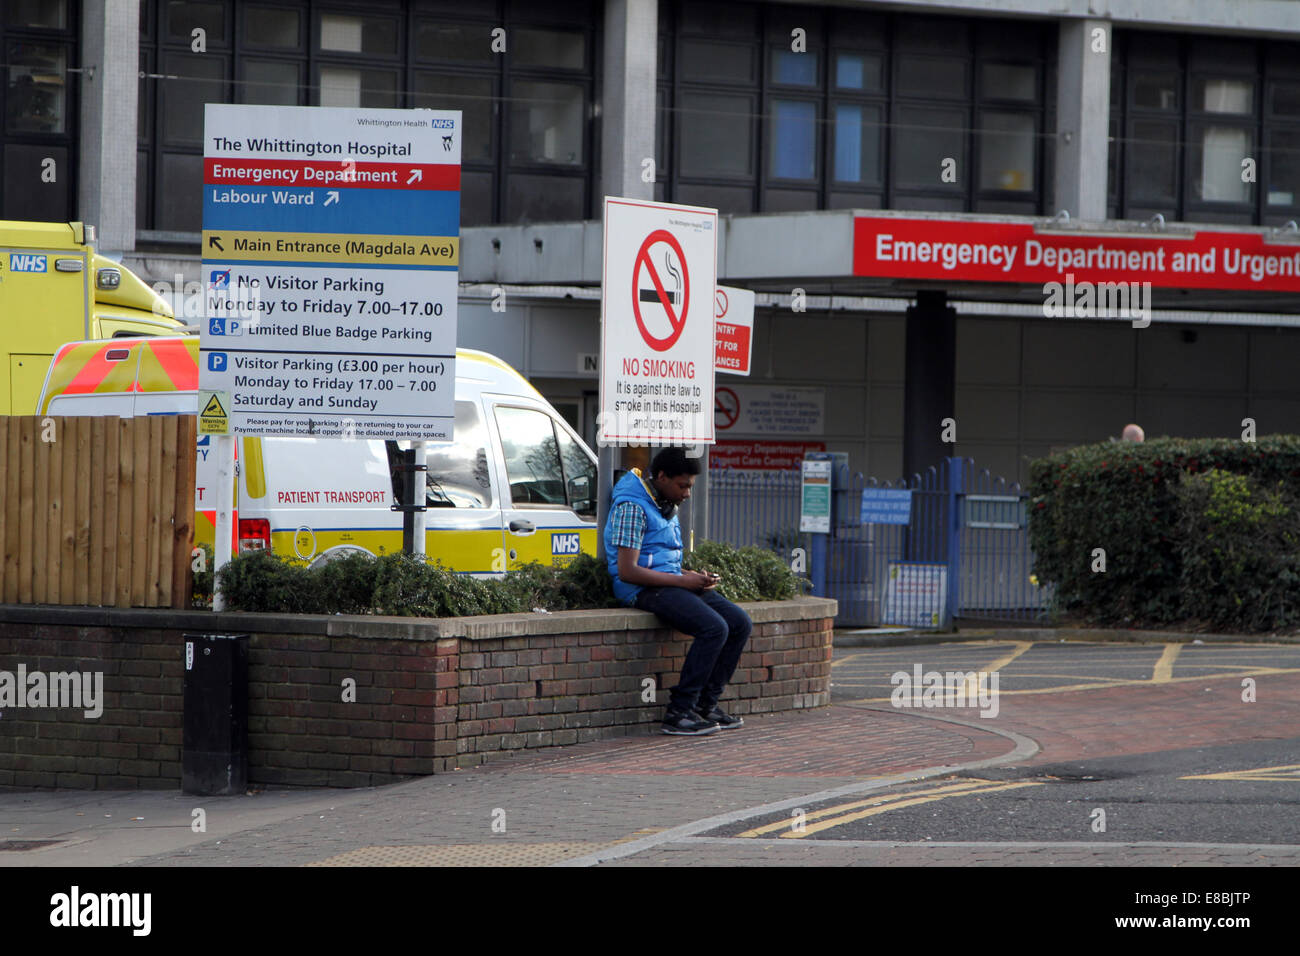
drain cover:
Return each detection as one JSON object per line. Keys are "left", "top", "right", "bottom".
{"left": 0, "top": 839, "right": 62, "bottom": 851}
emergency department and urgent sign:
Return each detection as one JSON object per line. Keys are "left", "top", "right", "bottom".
{"left": 599, "top": 197, "right": 718, "bottom": 445}
{"left": 199, "top": 104, "right": 460, "bottom": 440}
{"left": 853, "top": 215, "right": 1300, "bottom": 292}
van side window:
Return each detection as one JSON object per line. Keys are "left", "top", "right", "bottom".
{"left": 494, "top": 405, "right": 568, "bottom": 507}
{"left": 384, "top": 400, "right": 493, "bottom": 508}
{"left": 427, "top": 401, "right": 493, "bottom": 508}
{"left": 556, "top": 427, "right": 597, "bottom": 517}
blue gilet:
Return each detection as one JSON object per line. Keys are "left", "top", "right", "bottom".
{"left": 604, "top": 469, "right": 683, "bottom": 605}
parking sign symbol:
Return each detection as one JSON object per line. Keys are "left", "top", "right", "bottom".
{"left": 207, "top": 352, "right": 227, "bottom": 372}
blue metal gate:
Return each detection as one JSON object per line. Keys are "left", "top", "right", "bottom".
{"left": 707, "top": 458, "right": 1053, "bottom": 627}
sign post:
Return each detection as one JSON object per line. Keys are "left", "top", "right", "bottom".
{"left": 199, "top": 104, "right": 461, "bottom": 598}
{"left": 598, "top": 197, "right": 718, "bottom": 554}
{"left": 800, "top": 452, "right": 833, "bottom": 597}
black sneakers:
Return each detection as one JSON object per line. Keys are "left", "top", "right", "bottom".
{"left": 661, "top": 707, "right": 719, "bottom": 736}
{"left": 695, "top": 705, "right": 744, "bottom": 729}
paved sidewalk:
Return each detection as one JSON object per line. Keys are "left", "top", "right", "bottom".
{"left": 3, "top": 703, "right": 1017, "bottom": 867}
{"left": 4, "top": 640, "right": 1298, "bottom": 867}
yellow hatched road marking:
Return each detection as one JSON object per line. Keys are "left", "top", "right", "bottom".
{"left": 1182, "top": 764, "right": 1300, "bottom": 782}
{"left": 836, "top": 665, "right": 1300, "bottom": 705}
{"left": 735, "top": 780, "right": 1012, "bottom": 839}
{"left": 783, "top": 780, "right": 1045, "bottom": 838}
{"left": 1152, "top": 643, "right": 1181, "bottom": 683}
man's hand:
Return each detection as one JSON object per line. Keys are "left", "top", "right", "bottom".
{"left": 681, "top": 570, "right": 716, "bottom": 592}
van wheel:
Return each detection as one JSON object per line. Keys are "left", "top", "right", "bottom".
{"left": 309, "top": 545, "right": 373, "bottom": 569}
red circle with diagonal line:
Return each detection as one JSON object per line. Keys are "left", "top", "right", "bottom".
{"left": 715, "top": 386, "right": 740, "bottom": 429}
{"left": 632, "top": 229, "right": 690, "bottom": 352}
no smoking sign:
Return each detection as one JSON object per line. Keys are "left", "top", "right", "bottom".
{"left": 632, "top": 229, "right": 690, "bottom": 352}
{"left": 600, "top": 197, "right": 718, "bottom": 445}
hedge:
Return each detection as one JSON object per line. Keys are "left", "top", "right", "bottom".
{"left": 209, "top": 540, "right": 805, "bottom": 617}
{"left": 1028, "top": 434, "right": 1300, "bottom": 631}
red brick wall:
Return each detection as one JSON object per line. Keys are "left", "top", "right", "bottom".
{"left": 0, "top": 599, "right": 835, "bottom": 789}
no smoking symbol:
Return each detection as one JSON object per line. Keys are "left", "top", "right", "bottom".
{"left": 632, "top": 229, "right": 690, "bottom": 352}
{"left": 715, "top": 386, "right": 739, "bottom": 429}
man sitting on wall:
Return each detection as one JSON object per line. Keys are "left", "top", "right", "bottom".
{"left": 603, "top": 447, "right": 753, "bottom": 736}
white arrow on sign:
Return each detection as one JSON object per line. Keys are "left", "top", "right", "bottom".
{"left": 323, "top": 190, "right": 340, "bottom": 207}
{"left": 407, "top": 169, "right": 423, "bottom": 185}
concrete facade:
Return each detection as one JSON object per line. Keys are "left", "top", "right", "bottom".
{"left": 52, "top": 0, "right": 1300, "bottom": 487}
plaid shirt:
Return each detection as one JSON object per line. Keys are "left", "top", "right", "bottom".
{"left": 607, "top": 501, "right": 648, "bottom": 551}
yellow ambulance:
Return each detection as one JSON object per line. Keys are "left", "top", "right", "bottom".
{"left": 36, "top": 337, "right": 598, "bottom": 573}
{"left": 0, "top": 220, "right": 184, "bottom": 414}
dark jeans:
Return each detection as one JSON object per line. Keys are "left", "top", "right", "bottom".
{"left": 634, "top": 586, "right": 753, "bottom": 713}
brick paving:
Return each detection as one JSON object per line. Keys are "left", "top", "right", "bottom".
{"left": 9, "top": 641, "right": 1298, "bottom": 867}
{"left": 475, "top": 705, "right": 1010, "bottom": 777}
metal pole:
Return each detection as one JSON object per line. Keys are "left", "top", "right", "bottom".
{"left": 211, "top": 434, "right": 236, "bottom": 612}
{"left": 595, "top": 444, "right": 616, "bottom": 557}
{"left": 413, "top": 441, "right": 427, "bottom": 557}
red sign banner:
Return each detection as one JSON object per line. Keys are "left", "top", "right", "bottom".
{"left": 712, "top": 440, "right": 826, "bottom": 471}
{"left": 853, "top": 216, "right": 1300, "bottom": 292}
{"left": 204, "top": 158, "right": 460, "bottom": 190}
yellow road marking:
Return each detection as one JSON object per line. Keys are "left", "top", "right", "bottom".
{"left": 735, "top": 780, "right": 1006, "bottom": 839}
{"left": 835, "top": 665, "right": 1300, "bottom": 705}
{"left": 981, "top": 641, "right": 1034, "bottom": 673}
{"left": 830, "top": 652, "right": 867, "bottom": 668}
{"left": 1182, "top": 764, "right": 1300, "bottom": 782}
{"left": 1152, "top": 643, "right": 1181, "bottom": 683}
{"left": 783, "top": 781, "right": 1045, "bottom": 838}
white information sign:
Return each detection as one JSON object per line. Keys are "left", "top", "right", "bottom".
{"left": 882, "top": 563, "right": 949, "bottom": 629}
{"left": 199, "top": 104, "right": 461, "bottom": 440}
{"left": 713, "top": 385, "right": 825, "bottom": 435}
{"left": 599, "top": 197, "right": 718, "bottom": 445}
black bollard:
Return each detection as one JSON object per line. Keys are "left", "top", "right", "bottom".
{"left": 182, "top": 633, "right": 249, "bottom": 795}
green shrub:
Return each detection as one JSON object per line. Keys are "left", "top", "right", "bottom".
{"left": 684, "top": 540, "right": 806, "bottom": 602}
{"left": 1172, "top": 469, "right": 1300, "bottom": 631}
{"left": 216, "top": 549, "right": 316, "bottom": 613}
{"left": 1028, "top": 434, "right": 1300, "bottom": 630}
{"left": 214, "top": 539, "right": 800, "bottom": 617}
{"left": 191, "top": 543, "right": 214, "bottom": 608}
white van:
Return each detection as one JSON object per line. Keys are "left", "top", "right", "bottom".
{"left": 37, "top": 338, "right": 598, "bottom": 573}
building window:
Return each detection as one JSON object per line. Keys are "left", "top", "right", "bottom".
{"left": 0, "top": 0, "right": 76, "bottom": 221}
{"left": 659, "top": 2, "right": 1048, "bottom": 216}
{"left": 137, "top": 0, "right": 597, "bottom": 237}
{"left": 1113, "top": 34, "right": 1300, "bottom": 224}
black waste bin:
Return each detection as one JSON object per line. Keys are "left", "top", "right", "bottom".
{"left": 182, "top": 633, "right": 249, "bottom": 795}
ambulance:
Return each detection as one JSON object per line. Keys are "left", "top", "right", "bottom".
{"left": 0, "top": 220, "right": 184, "bottom": 414}
{"left": 36, "top": 337, "right": 598, "bottom": 573}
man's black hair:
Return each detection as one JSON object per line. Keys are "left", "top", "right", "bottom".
{"left": 651, "top": 446, "right": 702, "bottom": 479}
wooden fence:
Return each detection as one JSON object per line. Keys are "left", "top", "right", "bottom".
{"left": 0, "top": 416, "right": 196, "bottom": 608}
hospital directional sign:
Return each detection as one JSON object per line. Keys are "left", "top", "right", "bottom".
{"left": 199, "top": 104, "right": 460, "bottom": 440}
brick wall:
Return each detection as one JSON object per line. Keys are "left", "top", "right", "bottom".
{"left": 0, "top": 598, "right": 836, "bottom": 789}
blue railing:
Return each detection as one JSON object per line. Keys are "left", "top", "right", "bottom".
{"left": 706, "top": 458, "right": 1054, "bottom": 627}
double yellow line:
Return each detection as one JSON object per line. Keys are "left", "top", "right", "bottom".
{"left": 736, "top": 779, "right": 1045, "bottom": 839}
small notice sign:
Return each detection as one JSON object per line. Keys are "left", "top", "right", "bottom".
{"left": 861, "top": 488, "right": 913, "bottom": 525}
{"left": 198, "top": 390, "right": 231, "bottom": 435}
{"left": 799, "top": 456, "right": 832, "bottom": 533}
{"left": 882, "top": 563, "right": 948, "bottom": 629}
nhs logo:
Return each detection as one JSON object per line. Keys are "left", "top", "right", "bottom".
{"left": 551, "top": 532, "right": 581, "bottom": 556}
{"left": 9, "top": 253, "right": 47, "bottom": 272}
